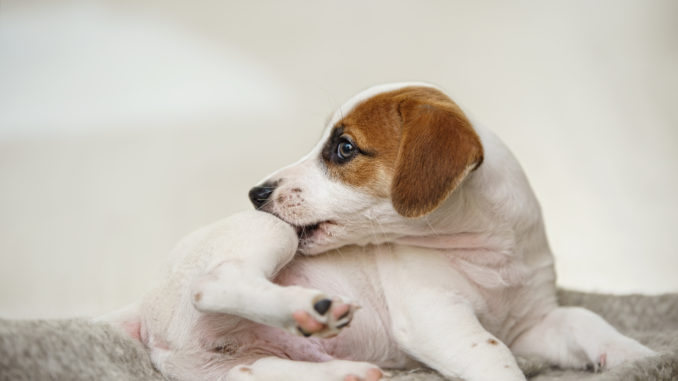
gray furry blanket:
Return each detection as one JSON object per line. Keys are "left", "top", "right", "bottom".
{"left": 1, "top": 290, "right": 677, "bottom": 381}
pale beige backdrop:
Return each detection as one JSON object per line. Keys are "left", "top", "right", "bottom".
{"left": 1, "top": 0, "right": 677, "bottom": 319}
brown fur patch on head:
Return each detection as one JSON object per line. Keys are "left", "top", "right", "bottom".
{"left": 322, "top": 86, "right": 483, "bottom": 216}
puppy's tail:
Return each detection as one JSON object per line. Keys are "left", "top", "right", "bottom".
{"left": 95, "top": 302, "right": 142, "bottom": 342}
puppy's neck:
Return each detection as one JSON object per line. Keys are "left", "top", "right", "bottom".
{"left": 394, "top": 230, "right": 512, "bottom": 252}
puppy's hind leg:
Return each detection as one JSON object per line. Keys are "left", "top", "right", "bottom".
{"left": 154, "top": 352, "right": 384, "bottom": 381}
{"left": 511, "top": 306, "right": 656, "bottom": 371}
{"left": 226, "top": 357, "right": 384, "bottom": 381}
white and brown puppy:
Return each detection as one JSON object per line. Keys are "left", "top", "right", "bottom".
{"left": 113, "top": 83, "right": 655, "bottom": 381}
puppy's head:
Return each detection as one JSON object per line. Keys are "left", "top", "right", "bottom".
{"left": 249, "top": 83, "right": 483, "bottom": 254}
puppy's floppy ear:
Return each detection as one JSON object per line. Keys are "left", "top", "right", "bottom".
{"left": 391, "top": 93, "right": 483, "bottom": 218}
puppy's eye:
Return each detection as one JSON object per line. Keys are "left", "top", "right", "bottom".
{"left": 336, "top": 139, "right": 356, "bottom": 161}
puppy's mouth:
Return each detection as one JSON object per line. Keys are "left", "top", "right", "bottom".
{"left": 266, "top": 212, "right": 338, "bottom": 252}
{"left": 270, "top": 215, "right": 335, "bottom": 240}
{"left": 293, "top": 220, "right": 334, "bottom": 240}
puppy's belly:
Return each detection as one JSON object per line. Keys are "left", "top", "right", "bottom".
{"left": 272, "top": 248, "right": 416, "bottom": 368}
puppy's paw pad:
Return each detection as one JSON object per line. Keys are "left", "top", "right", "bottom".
{"left": 293, "top": 296, "right": 358, "bottom": 338}
{"left": 293, "top": 310, "right": 324, "bottom": 336}
{"left": 598, "top": 353, "right": 607, "bottom": 371}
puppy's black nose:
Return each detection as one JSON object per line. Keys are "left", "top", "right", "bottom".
{"left": 248, "top": 182, "right": 276, "bottom": 209}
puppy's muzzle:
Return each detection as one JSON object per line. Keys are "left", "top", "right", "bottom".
{"left": 248, "top": 182, "right": 277, "bottom": 209}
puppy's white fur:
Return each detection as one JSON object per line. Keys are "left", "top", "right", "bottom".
{"left": 108, "top": 83, "right": 655, "bottom": 381}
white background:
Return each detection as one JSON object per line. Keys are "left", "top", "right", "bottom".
{"left": 1, "top": 0, "right": 677, "bottom": 319}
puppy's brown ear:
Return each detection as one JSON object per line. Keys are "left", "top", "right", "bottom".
{"left": 391, "top": 92, "right": 483, "bottom": 218}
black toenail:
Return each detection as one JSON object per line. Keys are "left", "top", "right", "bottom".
{"left": 297, "top": 326, "right": 312, "bottom": 337}
{"left": 313, "top": 299, "right": 332, "bottom": 315}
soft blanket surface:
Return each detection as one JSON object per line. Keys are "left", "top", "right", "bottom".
{"left": 1, "top": 290, "right": 677, "bottom": 381}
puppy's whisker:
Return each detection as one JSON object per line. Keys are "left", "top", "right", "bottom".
{"left": 373, "top": 217, "right": 387, "bottom": 238}
{"left": 371, "top": 220, "right": 379, "bottom": 242}
{"left": 367, "top": 218, "right": 380, "bottom": 245}
{"left": 423, "top": 216, "right": 439, "bottom": 237}
{"left": 335, "top": 246, "right": 346, "bottom": 260}
{"left": 259, "top": 198, "right": 274, "bottom": 209}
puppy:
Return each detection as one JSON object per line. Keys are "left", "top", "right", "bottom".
{"left": 110, "top": 83, "right": 655, "bottom": 381}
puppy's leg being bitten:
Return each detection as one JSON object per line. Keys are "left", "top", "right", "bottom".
{"left": 511, "top": 306, "right": 655, "bottom": 371}
{"left": 192, "top": 260, "right": 356, "bottom": 338}
{"left": 189, "top": 211, "right": 357, "bottom": 338}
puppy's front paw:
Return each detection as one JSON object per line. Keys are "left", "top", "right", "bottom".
{"left": 293, "top": 296, "right": 358, "bottom": 338}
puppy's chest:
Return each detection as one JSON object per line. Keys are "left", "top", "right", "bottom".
{"left": 439, "top": 248, "right": 544, "bottom": 342}
{"left": 376, "top": 242, "right": 533, "bottom": 333}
